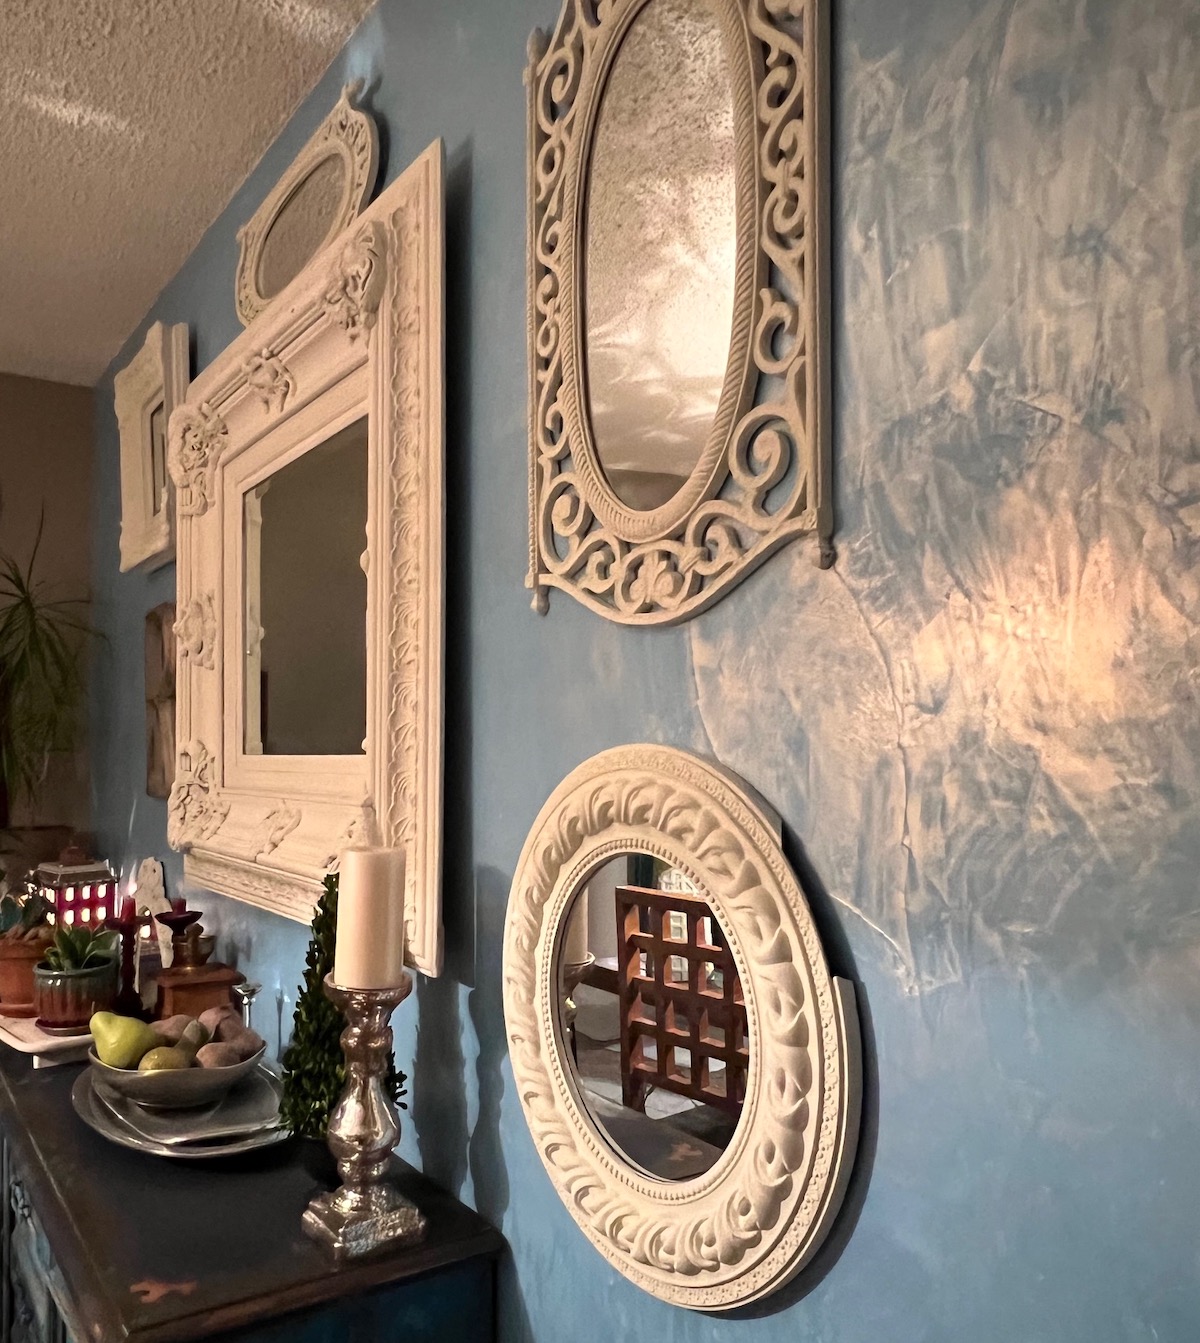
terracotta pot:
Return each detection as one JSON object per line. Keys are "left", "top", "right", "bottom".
{"left": 33, "top": 958, "right": 119, "bottom": 1033}
{"left": 0, "top": 938, "right": 52, "bottom": 1018}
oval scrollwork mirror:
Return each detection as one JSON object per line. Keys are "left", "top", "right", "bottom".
{"left": 236, "top": 82, "right": 379, "bottom": 326}
{"left": 526, "top": 0, "right": 832, "bottom": 626}
{"left": 503, "top": 746, "right": 860, "bottom": 1309}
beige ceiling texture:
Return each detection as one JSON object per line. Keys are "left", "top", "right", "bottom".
{"left": 0, "top": 0, "right": 377, "bottom": 387}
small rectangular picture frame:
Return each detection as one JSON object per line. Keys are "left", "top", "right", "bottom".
{"left": 114, "top": 322, "right": 188, "bottom": 572}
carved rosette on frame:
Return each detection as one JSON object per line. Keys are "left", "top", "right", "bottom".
{"left": 166, "top": 740, "right": 229, "bottom": 851}
{"left": 241, "top": 350, "right": 295, "bottom": 413}
{"left": 526, "top": 0, "right": 832, "bottom": 625}
{"left": 503, "top": 745, "right": 860, "bottom": 1309}
{"left": 322, "top": 221, "right": 387, "bottom": 339}
{"left": 167, "top": 403, "right": 228, "bottom": 517}
{"left": 174, "top": 592, "right": 217, "bottom": 670}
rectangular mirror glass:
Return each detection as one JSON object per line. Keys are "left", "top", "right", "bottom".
{"left": 243, "top": 417, "right": 368, "bottom": 756}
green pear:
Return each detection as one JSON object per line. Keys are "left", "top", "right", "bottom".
{"left": 90, "top": 1012, "right": 160, "bottom": 1071}
{"left": 137, "top": 1046, "right": 194, "bottom": 1073}
{"left": 177, "top": 1019, "right": 210, "bottom": 1056}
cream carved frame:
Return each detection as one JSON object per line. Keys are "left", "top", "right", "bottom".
{"left": 526, "top": 0, "right": 832, "bottom": 626}
{"left": 503, "top": 745, "right": 860, "bottom": 1309}
{"left": 114, "top": 321, "right": 188, "bottom": 572}
{"left": 168, "top": 142, "right": 445, "bottom": 976}
{"left": 235, "top": 82, "right": 380, "bottom": 328}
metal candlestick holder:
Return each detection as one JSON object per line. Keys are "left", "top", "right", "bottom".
{"left": 104, "top": 906, "right": 153, "bottom": 1019}
{"left": 302, "top": 972, "right": 426, "bottom": 1258}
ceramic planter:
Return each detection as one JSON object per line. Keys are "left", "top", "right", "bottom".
{"left": 0, "top": 938, "right": 52, "bottom": 1018}
{"left": 33, "top": 958, "right": 119, "bottom": 1033}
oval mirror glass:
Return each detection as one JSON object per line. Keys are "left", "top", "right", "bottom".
{"left": 257, "top": 155, "right": 347, "bottom": 300}
{"left": 559, "top": 851, "right": 747, "bottom": 1180}
{"left": 584, "top": 0, "right": 738, "bottom": 513}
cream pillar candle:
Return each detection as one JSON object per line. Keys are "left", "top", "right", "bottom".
{"left": 334, "top": 847, "right": 407, "bottom": 989}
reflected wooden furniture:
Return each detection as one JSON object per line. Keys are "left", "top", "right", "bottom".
{"left": 0, "top": 1051, "right": 502, "bottom": 1342}
{"left": 615, "top": 884, "right": 748, "bottom": 1117}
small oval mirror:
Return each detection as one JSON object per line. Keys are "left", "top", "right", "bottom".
{"left": 257, "top": 155, "right": 347, "bottom": 300}
{"left": 559, "top": 851, "right": 747, "bottom": 1180}
{"left": 584, "top": 0, "right": 738, "bottom": 513}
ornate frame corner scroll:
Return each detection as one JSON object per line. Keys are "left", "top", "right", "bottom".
{"left": 503, "top": 745, "right": 860, "bottom": 1309}
{"left": 526, "top": 0, "right": 833, "bottom": 626}
{"left": 169, "top": 141, "right": 445, "bottom": 976}
{"left": 235, "top": 81, "right": 380, "bottom": 327}
{"left": 114, "top": 321, "right": 188, "bottom": 572}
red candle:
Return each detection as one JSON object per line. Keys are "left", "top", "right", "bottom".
{"left": 171, "top": 896, "right": 186, "bottom": 914}
{"left": 120, "top": 895, "right": 136, "bottom": 923}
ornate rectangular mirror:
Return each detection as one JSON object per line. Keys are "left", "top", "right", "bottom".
{"left": 167, "top": 142, "right": 446, "bottom": 976}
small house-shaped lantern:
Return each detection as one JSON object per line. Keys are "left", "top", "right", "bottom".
{"left": 34, "top": 862, "right": 118, "bottom": 929}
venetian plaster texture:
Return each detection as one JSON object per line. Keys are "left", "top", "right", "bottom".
{"left": 0, "top": 0, "right": 375, "bottom": 386}
{"left": 88, "top": 0, "right": 1200, "bottom": 1340}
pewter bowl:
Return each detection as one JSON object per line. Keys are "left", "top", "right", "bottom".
{"left": 87, "top": 1045, "right": 266, "bottom": 1110}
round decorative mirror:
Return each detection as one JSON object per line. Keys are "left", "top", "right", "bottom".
{"left": 504, "top": 746, "right": 860, "bottom": 1309}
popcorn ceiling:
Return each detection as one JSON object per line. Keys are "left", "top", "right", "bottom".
{"left": 0, "top": 0, "right": 376, "bottom": 386}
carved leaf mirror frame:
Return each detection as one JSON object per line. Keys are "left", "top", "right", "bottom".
{"left": 503, "top": 745, "right": 860, "bottom": 1308}
{"left": 526, "top": 0, "right": 832, "bottom": 626}
{"left": 235, "top": 82, "right": 380, "bottom": 328}
{"left": 168, "top": 142, "right": 446, "bottom": 976}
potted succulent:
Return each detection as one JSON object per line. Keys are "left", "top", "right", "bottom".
{"left": 33, "top": 925, "right": 119, "bottom": 1033}
{"left": 0, "top": 888, "right": 53, "bottom": 1017}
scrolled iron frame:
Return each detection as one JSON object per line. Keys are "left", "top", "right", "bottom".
{"left": 526, "top": 0, "right": 832, "bottom": 626}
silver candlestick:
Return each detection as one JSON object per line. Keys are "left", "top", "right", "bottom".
{"left": 232, "top": 980, "right": 261, "bottom": 1030}
{"left": 301, "top": 973, "right": 426, "bottom": 1258}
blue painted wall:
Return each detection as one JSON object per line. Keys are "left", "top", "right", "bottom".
{"left": 89, "top": 0, "right": 1200, "bottom": 1339}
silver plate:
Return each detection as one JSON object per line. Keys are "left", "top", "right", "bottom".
{"left": 95, "top": 1066, "right": 283, "bottom": 1145}
{"left": 71, "top": 1067, "right": 289, "bottom": 1160}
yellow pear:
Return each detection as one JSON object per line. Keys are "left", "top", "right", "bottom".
{"left": 90, "top": 1012, "right": 160, "bottom": 1071}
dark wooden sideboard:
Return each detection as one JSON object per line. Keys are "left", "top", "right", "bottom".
{"left": 0, "top": 1053, "right": 503, "bottom": 1342}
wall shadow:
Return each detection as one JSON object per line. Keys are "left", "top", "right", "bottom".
{"left": 440, "top": 135, "right": 477, "bottom": 992}
{"left": 467, "top": 865, "right": 512, "bottom": 1227}
{"left": 359, "top": 77, "right": 391, "bottom": 188}
{"left": 725, "top": 823, "right": 879, "bottom": 1319}
{"left": 413, "top": 971, "right": 468, "bottom": 1198}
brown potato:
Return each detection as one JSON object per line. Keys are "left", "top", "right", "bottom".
{"left": 215, "top": 1014, "right": 250, "bottom": 1043}
{"left": 199, "top": 1005, "right": 239, "bottom": 1037}
{"left": 221, "top": 1026, "right": 265, "bottom": 1060}
{"left": 148, "top": 1014, "right": 193, "bottom": 1045}
{"left": 195, "top": 1042, "right": 241, "bottom": 1069}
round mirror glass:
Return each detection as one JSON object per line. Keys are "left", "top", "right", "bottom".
{"left": 559, "top": 851, "right": 747, "bottom": 1180}
{"left": 257, "top": 154, "right": 347, "bottom": 300}
{"left": 583, "top": 0, "right": 738, "bottom": 513}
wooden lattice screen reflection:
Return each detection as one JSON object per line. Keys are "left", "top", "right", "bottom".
{"left": 615, "top": 884, "right": 748, "bottom": 1118}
